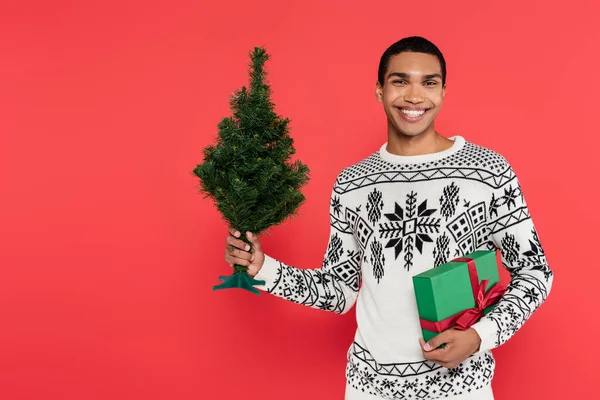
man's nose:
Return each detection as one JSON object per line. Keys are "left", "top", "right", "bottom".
{"left": 404, "top": 84, "right": 425, "bottom": 103}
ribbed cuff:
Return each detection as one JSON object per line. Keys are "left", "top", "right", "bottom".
{"left": 253, "top": 254, "right": 280, "bottom": 292}
{"left": 471, "top": 317, "right": 499, "bottom": 353}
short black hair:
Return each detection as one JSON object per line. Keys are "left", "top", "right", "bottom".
{"left": 377, "top": 36, "right": 446, "bottom": 86}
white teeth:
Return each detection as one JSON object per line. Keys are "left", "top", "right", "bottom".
{"left": 401, "top": 109, "right": 425, "bottom": 117}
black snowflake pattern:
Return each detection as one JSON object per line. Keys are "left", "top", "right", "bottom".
{"left": 507, "top": 306, "right": 519, "bottom": 323}
{"left": 348, "top": 361, "right": 359, "bottom": 378}
{"left": 425, "top": 374, "right": 442, "bottom": 386}
{"left": 521, "top": 286, "right": 540, "bottom": 305}
{"left": 401, "top": 380, "right": 418, "bottom": 391}
{"left": 501, "top": 232, "right": 521, "bottom": 266}
{"left": 470, "top": 360, "right": 483, "bottom": 372}
{"left": 323, "top": 233, "right": 344, "bottom": 267}
{"left": 293, "top": 275, "right": 306, "bottom": 296}
{"left": 313, "top": 270, "right": 331, "bottom": 285}
{"left": 518, "top": 227, "right": 553, "bottom": 281}
{"left": 370, "top": 240, "right": 386, "bottom": 283}
{"left": 440, "top": 182, "right": 460, "bottom": 221}
{"left": 433, "top": 232, "right": 450, "bottom": 267}
{"left": 448, "top": 366, "right": 464, "bottom": 379}
{"left": 363, "top": 371, "right": 376, "bottom": 385}
{"left": 490, "top": 184, "right": 521, "bottom": 218}
{"left": 482, "top": 355, "right": 492, "bottom": 368}
{"left": 331, "top": 195, "right": 342, "bottom": 217}
{"left": 317, "top": 294, "right": 336, "bottom": 311}
{"left": 522, "top": 229, "right": 542, "bottom": 258}
{"left": 366, "top": 188, "right": 384, "bottom": 224}
{"left": 381, "top": 379, "right": 395, "bottom": 390}
{"left": 378, "top": 191, "right": 441, "bottom": 271}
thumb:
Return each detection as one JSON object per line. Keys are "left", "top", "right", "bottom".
{"left": 246, "top": 231, "right": 262, "bottom": 253}
{"left": 423, "top": 329, "right": 455, "bottom": 351}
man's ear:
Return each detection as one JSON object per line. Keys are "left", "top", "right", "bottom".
{"left": 442, "top": 83, "right": 447, "bottom": 99}
{"left": 375, "top": 81, "right": 383, "bottom": 103}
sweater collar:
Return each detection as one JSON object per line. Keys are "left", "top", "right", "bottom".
{"left": 379, "top": 135, "right": 465, "bottom": 165}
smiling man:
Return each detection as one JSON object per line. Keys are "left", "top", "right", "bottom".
{"left": 223, "top": 37, "right": 553, "bottom": 400}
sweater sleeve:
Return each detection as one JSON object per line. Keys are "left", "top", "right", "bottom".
{"left": 471, "top": 162, "right": 554, "bottom": 352}
{"left": 253, "top": 176, "right": 363, "bottom": 314}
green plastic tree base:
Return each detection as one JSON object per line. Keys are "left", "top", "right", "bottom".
{"left": 213, "top": 272, "right": 266, "bottom": 296}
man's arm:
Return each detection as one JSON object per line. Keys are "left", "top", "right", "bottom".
{"left": 471, "top": 161, "right": 554, "bottom": 352}
{"left": 252, "top": 176, "right": 363, "bottom": 314}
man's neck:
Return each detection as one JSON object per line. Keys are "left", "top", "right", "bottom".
{"left": 386, "top": 128, "right": 454, "bottom": 157}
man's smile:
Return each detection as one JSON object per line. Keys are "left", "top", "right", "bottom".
{"left": 396, "top": 106, "right": 431, "bottom": 122}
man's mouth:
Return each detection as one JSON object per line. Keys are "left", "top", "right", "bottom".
{"left": 396, "top": 107, "right": 430, "bottom": 122}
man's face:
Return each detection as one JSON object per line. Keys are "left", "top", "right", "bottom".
{"left": 376, "top": 52, "right": 446, "bottom": 137}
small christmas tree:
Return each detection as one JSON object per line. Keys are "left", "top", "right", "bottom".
{"left": 193, "top": 47, "right": 310, "bottom": 295}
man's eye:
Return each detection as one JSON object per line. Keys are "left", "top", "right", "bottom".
{"left": 424, "top": 81, "right": 437, "bottom": 86}
{"left": 392, "top": 80, "right": 406, "bottom": 84}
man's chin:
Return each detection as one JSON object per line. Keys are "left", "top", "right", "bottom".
{"left": 386, "top": 115, "right": 433, "bottom": 138}
{"left": 392, "top": 124, "right": 429, "bottom": 138}
{"left": 398, "top": 130, "right": 424, "bottom": 137}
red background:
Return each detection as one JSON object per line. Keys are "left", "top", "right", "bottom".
{"left": 0, "top": 1, "right": 597, "bottom": 399}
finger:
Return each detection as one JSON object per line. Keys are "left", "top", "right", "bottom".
{"left": 422, "top": 347, "right": 450, "bottom": 364}
{"left": 423, "top": 330, "right": 455, "bottom": 351}
{"left": 229, "top": 247, "right": 253, "bottom": 260}
{"left": 225, "top": 255, "right": 251, "bottom": 267}
{"left": 224, "top": 246, "right": 252, "bottom": 263}
{"left": 420, "top": 341, "right": 453, "bottom": 364}
{"left": 228, "top": 226, "right": 241, "bottom": 238}
{"left": 246, "top": 232, "right": 262, "bottom": 252}
{"left": 226, "top": 235, "right": 251, "bottom": 251}
{"left": 420, "top": 342, "right": 448, "bottom": 363}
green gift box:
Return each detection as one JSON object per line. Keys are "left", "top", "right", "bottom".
{"left": 412, "top": 250, "right": 505, "bottom": 343}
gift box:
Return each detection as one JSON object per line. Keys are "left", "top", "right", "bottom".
{"left": 412, "top": 250, "right": 506, "bottom": 343}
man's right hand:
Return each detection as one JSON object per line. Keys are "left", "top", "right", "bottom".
{"left": 224, "top": 227, "right": 265, "bottom": 278}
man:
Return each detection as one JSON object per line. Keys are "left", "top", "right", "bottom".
{"left": 223, "top": 37, "right": 553, "bottom": 400}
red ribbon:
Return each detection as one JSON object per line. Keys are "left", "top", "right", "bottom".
{"left": 419, "top": 256, "right": 506, "bottom": 333}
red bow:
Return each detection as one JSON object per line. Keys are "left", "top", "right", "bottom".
{"left": 419, "top": 257, "right": 506, "bottom": 333}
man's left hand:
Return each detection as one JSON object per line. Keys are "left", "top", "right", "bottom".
{"left": 419, "top": 328, "right": 481, "bottom": 369}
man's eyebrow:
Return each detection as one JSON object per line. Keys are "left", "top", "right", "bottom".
{"left": 387, "top": 72, "right": 442, "bottom": 80}
{"left": 423, "top": 73, "right": 443, "bottom": 80}
{"left": 387, "top": 72, "right": 410, "bottom": 80}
